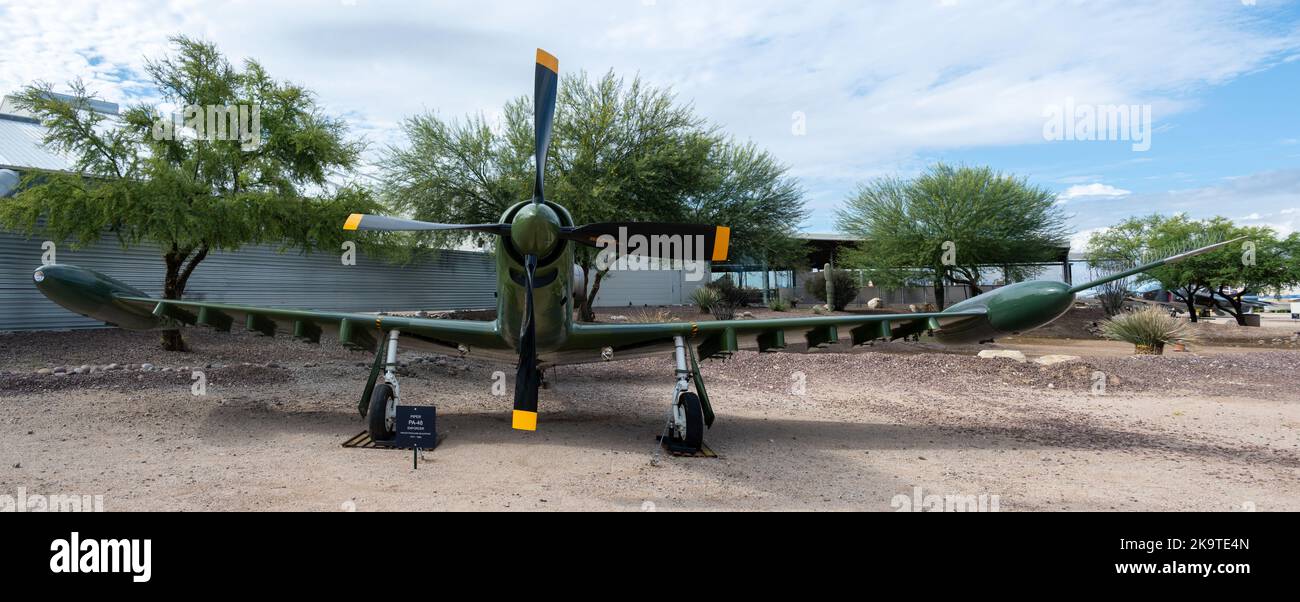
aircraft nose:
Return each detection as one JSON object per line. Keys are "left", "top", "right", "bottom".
{"left": 511, "top": 202, "right": 560, "bottom": 256}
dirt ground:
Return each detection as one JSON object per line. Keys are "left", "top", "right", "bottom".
{"left": 1, "top": 316, "right": 1297, "bottom": 511}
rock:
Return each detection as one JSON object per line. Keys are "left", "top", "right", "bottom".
{"left": 36, "top": 368, "right": 53, "bottom": 376}
{"left": 72, "top": 367, "right": 86, "bottom": 375}
{"left": 867, "top": 298, "right": 883, "bottom": 309}
{"left": 608, "top": 315, "right": 630, "bottom": 323}
{"left": 741, "top": 312, "right": 754, "bottom": 319}
{"left": 1034, "top": 354, "right": 1080, "bottom": 366}
{"left": 52, "top": 366, "right": 68, "bottom": 374}
{"left": 977, "top": 350, "right": 1027, "bottom": 363}
{"left": 303, "top": 363, "right": 318, "bottom": 368}
{"left": 141, "top": 363, "right": 155, "bottom": 371}
{"left": 106, "top": 363, "right": 120, "bottom": 371}
{"left": 266, "top": 362, "right": 280, "bottom": 369}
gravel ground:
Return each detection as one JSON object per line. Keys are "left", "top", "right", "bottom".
{"left": 0, "top": 327, "right": 1297, "bottom": 511}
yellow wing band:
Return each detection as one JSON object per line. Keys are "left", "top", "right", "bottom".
{"left": 343, "top": 214, "right": 363, "bottom": 231}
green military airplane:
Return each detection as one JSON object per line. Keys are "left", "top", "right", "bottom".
{"left": 30, "top": 49, "right": 1241, "bottom": 452}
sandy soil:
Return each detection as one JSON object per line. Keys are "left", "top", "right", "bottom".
{"left": 1, "top": 327, "right": 1297, "bottom": 511}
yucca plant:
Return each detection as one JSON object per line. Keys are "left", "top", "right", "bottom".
{"left": 690, "top": 287, "right": 721, "bottom": 313}
{"left": 1100, "top": 307, "right": 1197, "bottom": 355}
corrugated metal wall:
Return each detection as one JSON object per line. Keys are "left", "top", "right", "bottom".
{"left": 0, "top": 230, "right": 498, "bottom": 331}
{"left": 593, "top": 266, "right": 707, "bottom": 307}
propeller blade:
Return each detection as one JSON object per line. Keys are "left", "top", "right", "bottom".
{"left": 560, "top": 223, "right": 732, "bottom": 262}
{"left": 343, "top": 214, "right": 510, "bottom": 235}
{"left": 512, "top": 253, "right": 541, "bottom": 431}
{"left": 533, "top": 49, "right": 559, "bottom": 204}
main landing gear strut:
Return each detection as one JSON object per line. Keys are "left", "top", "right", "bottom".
{"left": 361, "top": 330, "right": 402, "bottom": 441}
{"left": 663, "top": 335, "right": 709, "bottom": 453}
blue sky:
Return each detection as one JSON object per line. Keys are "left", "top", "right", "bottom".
{"left": 1, "top": 0, "right": 1297, "bottom": 248}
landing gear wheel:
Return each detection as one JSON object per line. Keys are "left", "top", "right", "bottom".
{"left": 671, "top": 392, "right": 704, "bottom": 451}
{"left": 367, "top": 383, "right": 396, "bottom": 442}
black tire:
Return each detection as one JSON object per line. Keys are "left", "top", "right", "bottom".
{"left": 367, "top": 383, "right": 396, "bottom": 442}
{"left": 675, "top": 392, "right": 704, "bottom": 451}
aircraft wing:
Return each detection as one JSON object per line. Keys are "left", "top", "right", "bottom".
{"left": 552, "top": 309, "right": 989, "bottom": 365}
{"left": 32, "top": 262, "right": 514, "bottom": 360}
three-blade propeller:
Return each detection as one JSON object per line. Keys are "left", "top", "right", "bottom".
{"left": 342, "top": 49, "right": 731, "bottom": 433}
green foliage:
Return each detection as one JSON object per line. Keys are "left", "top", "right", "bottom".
{"left": 1101, "top": 307, "right": 1197, "bottom": 353}
{"left": 379, "top": 69, "right": 807, "bottom": 318}
{"left": 803, "top": 269, "right": 860, "bottom": 311}
{"left": 690, "top": 287, "right": 721, "bottom": 313}
{"left": 1085, "top": 215, "right": 1300, "bottom": 324}
{"left": 767, "top": 297, "right": 790, "bottom": 312}
{"left": 0, "top": 36, "right": 377, "bottom": 350}
{"left": 836, "top": 164, "right": 1068, "bottom": 308}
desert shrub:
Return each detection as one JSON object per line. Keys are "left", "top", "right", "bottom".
{"left": 1097, "top": 280, "right": 1130, "bottom": 317}
{"left": 710, "top": 302, "right": 736, "bottom": 321}
{"left": 1101, "top": 307, "right": 1196, "bottom": 354}
{"left": 690, "top": 287, "right": 721, "bottom": 313}
{"left": 767, "top": 297, "right": 789, "bottom": 312}
{"left": 631, "top": 308, "right": 680, "bottom": 323}
{"left": 804, "top": 269, "right": 860, "bottom": 311}
{"left": 706, "top": 275, "right": 749, "bottom": 308}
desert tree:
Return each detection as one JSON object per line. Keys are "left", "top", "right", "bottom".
{"left": 836, "top": 164, "right": 1068, "bottom": 308}
{"left": 380, "top": 69, "right": 806, "bottom": 321}
{"left": 0, "top": 36, "right": 379, "bottom": 350}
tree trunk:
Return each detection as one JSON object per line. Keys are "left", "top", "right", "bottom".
{"left": 933, "top": 269, "right": 946, "bottom": 310}
{"left": 1178, "top": 287, "right": 1199, "bottom": 323}
{"left": 1219, "top": 287, "right": 1248, "bottom": 326}
{"left": 158, "top": 243, "right": 208, "bottom": 352}
{"left": 580, "top": 269, "right": 608, "bottom": 322}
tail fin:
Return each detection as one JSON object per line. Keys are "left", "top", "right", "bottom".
{"left": 1067, "top": 237, "right": 1245, "bottom": 294}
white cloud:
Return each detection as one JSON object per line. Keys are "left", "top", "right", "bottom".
{"left": 0, "top": 0, "right": 1297, "bottom": 229}
{"left": 1057, "top": 183, "right": 1132, "bottom": 202}
{"left": 1069, "top": 227, "right": 1109, "bottom": 252}
{"left": 1068, "top": 169, "right": 1300, "bottom": 236}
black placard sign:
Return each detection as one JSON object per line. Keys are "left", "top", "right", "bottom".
{"left": 393, "top": 405, "right": 437, "bottom": 449}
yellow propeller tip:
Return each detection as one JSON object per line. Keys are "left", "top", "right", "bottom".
{"left": 343, "top": 214, "right": 363, "bottom": 231}
{"left": 512, "top": 410, "right": 538, "bottom": 431}
{"left": 536, "top": 49, "right": 558, "bottom": 74}
{"left": 711, "top": 226, "right": 731, "bottom": 261}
